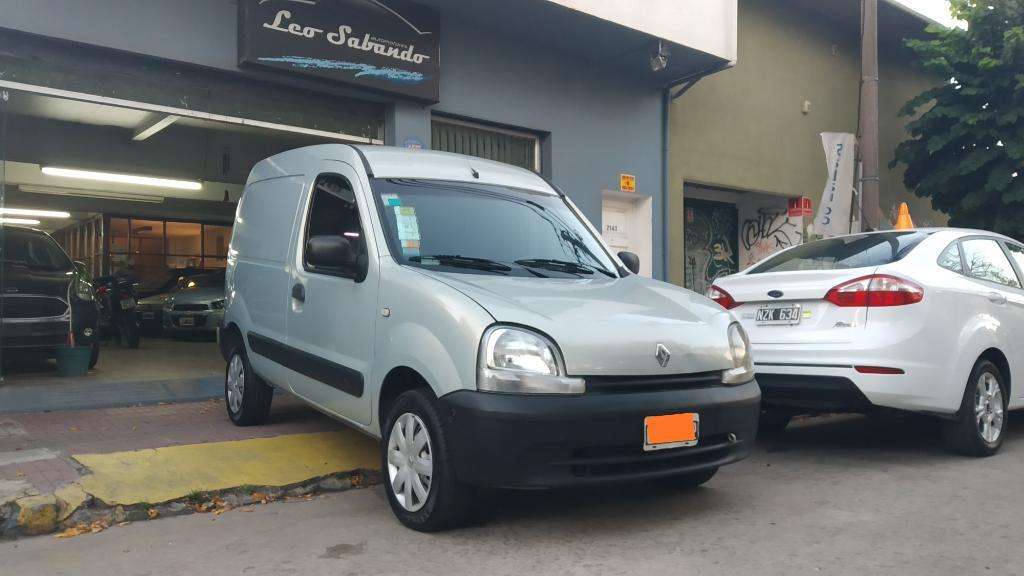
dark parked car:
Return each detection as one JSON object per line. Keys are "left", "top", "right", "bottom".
{"left": 0, "top": 225, "right": 100, "bottom": 366}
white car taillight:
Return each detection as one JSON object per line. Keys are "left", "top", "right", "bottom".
{"left": 706, "top": 285, "right": 740, "bottom": 310}
{"left": 824, "top": 274, "right": 924, "bottom": 308}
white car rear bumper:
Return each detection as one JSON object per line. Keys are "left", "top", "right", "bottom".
{"left": 751, "top": 341, "right": 959, "bottom": 415}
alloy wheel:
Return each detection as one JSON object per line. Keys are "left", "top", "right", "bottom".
{"left": 386, "top": 412, "right": 433, "bottom": 512}
{"left": 975, "top": 371, "right": 1004, "bottom": 444}
{"left": 226, "top": 354, "right": 246, "bottom": 414}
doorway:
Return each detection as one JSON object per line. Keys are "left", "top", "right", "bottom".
{"left": 601, "top": 193, "right": 653, "bottom": 277}
{"left": 683, "top": 198, "right": 738, "bottom": 295}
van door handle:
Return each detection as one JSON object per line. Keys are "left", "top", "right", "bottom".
{"left": 988, "top": 292, "right": 1007, "bottom": 305}
{"left": 291, "top": 283, "right": 306, "bottom": 303}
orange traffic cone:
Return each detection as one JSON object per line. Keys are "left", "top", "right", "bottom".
{"left": 893, "top": 202, "right": 915, "bottom": 230}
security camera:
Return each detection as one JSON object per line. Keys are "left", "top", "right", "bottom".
{"left": 650, "top": 41, "right": 670, "bottom": 72}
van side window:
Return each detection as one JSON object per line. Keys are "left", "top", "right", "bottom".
{"left": 937, "top": 243, "right": 963, "bottom": 274}
{"left": 303, "top": 174, "right": 367, "bottom": 278}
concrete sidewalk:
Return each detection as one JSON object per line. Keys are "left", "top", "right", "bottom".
{"left": 0, "top": 396, "right": 379, "bottom": 538}
{"left": 0, "top": 339, "right": 225, "bottom": 413}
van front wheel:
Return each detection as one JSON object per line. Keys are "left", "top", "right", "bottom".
{"left": 382, "top": 389, "right": 479, "bottom": 532}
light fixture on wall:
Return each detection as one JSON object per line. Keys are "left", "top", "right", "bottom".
{"left": 41, "top": 167, "right": 203, "bottom": 191}
{"left": 0, "top": 218, "right": 42, "bottom": 226}
{"left": 650, "top": 40, "right": 670, "bottom": 73}
{"left": 19, "top": 185, "right": 165, "bottom": 204}
{"left": 0, "top": 207, "right": 71, "bottom": 219}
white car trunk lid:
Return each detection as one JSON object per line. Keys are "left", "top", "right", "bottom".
{"left": 716, "top": 268, "right": 876, "bottom": 345}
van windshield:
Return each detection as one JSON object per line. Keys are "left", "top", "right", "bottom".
{"left": 748, "top": 231, "right": 932, "bottom": 274}
{"left": 371, "top": 179, "right": 619, "bottom": 278}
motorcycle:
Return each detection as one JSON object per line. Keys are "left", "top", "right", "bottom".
{"left": 94, "top": 274, "right": 141, "bottom": 349}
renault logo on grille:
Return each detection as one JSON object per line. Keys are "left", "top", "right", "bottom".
{"left": 656, "top": 343, "right": 671, "bottom": 367}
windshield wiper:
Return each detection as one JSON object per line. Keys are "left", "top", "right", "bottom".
{"left": 515, "top": 258, "right": 615, "bottom": 278}
{"left": 410, "top": 254, "right": 513, "bottom": 274}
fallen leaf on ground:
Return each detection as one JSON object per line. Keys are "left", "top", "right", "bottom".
{"left": 147, "top": 508, "right": 160, "bottom": 519}
{"left": 55, "top": 520, "right": 110, "bottom": 539}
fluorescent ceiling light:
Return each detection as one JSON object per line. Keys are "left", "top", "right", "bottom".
{"left": 41, "top": 167, "right": 202, "bottom": 191}
{"left": 19, "top": 184, "right": 165, "bottom": 204}
{"left": 0, "top": 218, "right": 41, "bottom": 225}
{"left": 0, "top": 207, "right": 71, "bottom": 219}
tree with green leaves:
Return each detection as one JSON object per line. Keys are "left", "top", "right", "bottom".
{"left": 893, "top": 0, "right": 1024, "bottom": 239}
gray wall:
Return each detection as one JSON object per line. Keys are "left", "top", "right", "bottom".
{"left": 0, "top": 0, "right": 668, "bottom": 278}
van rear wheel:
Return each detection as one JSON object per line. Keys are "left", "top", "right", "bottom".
{"left": 225, "top": 345, "right": 273, "bottom": 426}
{"left": 382, "top": 389, "right": 480, "bottom": 532}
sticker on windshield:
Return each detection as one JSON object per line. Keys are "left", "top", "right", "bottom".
{"left": 382, "top": 194, "right": 401, "bottom": 207}
{"left": 394, "top": 206, "right": 421, "bottom": 257}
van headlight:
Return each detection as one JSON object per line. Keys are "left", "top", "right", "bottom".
{"left": 722, "top": 322, "right": 755, "bottom": 385}
{"left": 477, "top": 326, "right": 585, "bottom": 394}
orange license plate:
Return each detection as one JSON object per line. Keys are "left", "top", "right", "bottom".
{"left": 644, "top": 413, "right": 699, "bottom": 451}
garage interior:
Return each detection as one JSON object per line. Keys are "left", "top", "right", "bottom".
{"left": 0, "top": 86, "right": 377, "bottom": 393}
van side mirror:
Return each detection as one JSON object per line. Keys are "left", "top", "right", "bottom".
{"left": 307, "top": 235, "right": 356, "bottom": 268}
{"left": 618, "top": 251, "right": 640, "bottom": 275}
{"left": 306, "top": 235, "right": 366, "bottom": 281}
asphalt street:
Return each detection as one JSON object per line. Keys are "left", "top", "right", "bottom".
{"left": 4, "top": 412, "right": 1024, "bottom": 576}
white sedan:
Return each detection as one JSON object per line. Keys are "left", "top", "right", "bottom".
{"left": 708, "top": 228, "right": 1024, "bottom": 456}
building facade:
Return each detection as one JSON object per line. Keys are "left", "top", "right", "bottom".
{"left": 0, "top": 0, "right": 737, "bottom": 287}
{"left": 668, "top": 0, "right": 945, "bottom": 293}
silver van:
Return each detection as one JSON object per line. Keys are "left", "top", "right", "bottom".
{"left": 220, "top": 144, "right": 760, "bottom": 531}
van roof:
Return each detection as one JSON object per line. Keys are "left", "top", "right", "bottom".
{"left": 248, "top": 144, "right": 557, "bottom": 195}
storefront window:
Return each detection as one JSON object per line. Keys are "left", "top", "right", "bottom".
{"left": 101, "top": 218, "right": 230, "bottom": 288}
{"left": 166, "top": 221, "right": 202, "bottom": 271}
{"left": 203, "top": 224, "right": 231, "bottom": 266}
{"left": 109, "top": 217, "right": 129, "bottom": 254}
{"left": 432, "top": 117, "right": 541, "bottom": 172}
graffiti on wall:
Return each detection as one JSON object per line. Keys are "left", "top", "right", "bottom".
{"left": 739, "top": 208, "right": 801, "bottom": 269}
{"left": 684, "top": 201, "right": 738, "bottom": 295}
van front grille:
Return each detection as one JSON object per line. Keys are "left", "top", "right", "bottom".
{"left": 583, "top": 371, "right": 722, "bottom": 394}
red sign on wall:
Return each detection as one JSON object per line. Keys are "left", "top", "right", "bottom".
{"left": 788, "top": 197, "right": 812, "bottom": 218}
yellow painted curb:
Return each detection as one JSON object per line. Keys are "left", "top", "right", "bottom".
{"left": 74, "top": 431, "right": 379, "bottom": 505}
{"left": 54, "top": 484, "right": 90, "bottom": 521}
{"left": 16, "top": 494, "right": 59, "bottom": 536}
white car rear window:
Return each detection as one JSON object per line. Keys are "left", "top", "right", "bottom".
{"left": 748, "top": 232, "right": 931, "bottom": 274}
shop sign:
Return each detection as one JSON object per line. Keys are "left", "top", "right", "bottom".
{"left": 619, "top": 174, "right": 636, "bottom": 193}
{"left": 788, "top": 196, "right": 812, "bottom": 218}
{"left": 238, "top": 0, "right": 441, "bottom": 102}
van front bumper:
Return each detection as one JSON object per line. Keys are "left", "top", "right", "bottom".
{"left": 438, "top": 379, "right": 760, "bottom": 489}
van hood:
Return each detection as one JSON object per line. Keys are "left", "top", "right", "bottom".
{"left": 424, "top": 271, "right": 735, "bottom": 376}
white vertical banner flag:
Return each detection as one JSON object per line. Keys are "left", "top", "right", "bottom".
{"left": 814, "top": 132, "right": 857, "bottom": 238}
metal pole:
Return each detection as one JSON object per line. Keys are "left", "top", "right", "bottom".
{"left": 859, "top": 0, "right": 881, "bottom": 230}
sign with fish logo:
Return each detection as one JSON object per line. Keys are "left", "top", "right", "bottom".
{"left": 239, "top": 0, "right": 440, "bottom": 102}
